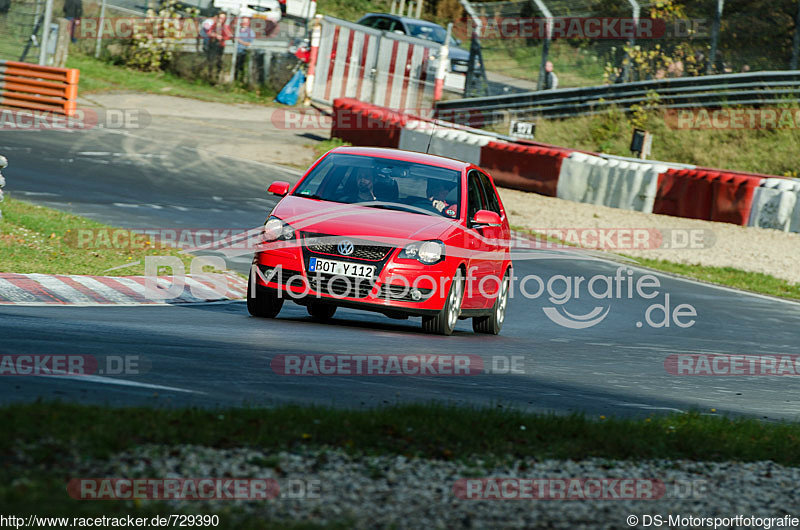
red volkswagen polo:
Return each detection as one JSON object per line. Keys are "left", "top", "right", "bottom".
{"left": 248, "top": 146, "right": 512, "bottom": 335}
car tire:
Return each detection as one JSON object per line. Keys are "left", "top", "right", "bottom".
{"left": 307, "top": 302, "right": 336, "bottom": 321}
{"left": 473, "top": 269, "right": 510, "bottom": 335}
{"left": 247, "top": 272, "right": 284, "bottom": 318}
{"left": 422, "top": 268, "right": 464, "bottom": 336}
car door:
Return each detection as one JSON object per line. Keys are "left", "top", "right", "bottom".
{"left": 476, "top": 169, "right": 508, "bottom": 285}
{"left": 462, "top": 170, "right": 495, "bottom": 309}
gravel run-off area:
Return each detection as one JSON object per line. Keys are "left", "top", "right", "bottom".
{"left": 66, "top": 444, "right": 800, "bottom": 529}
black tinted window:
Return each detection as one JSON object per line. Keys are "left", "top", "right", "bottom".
{"left": 477, "top": 172, "right": 501, "bottom": 214}
{"left": 467, "top": 172, "right": 486, "bottom": 221}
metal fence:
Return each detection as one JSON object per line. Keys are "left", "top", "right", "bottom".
{"left": 0, "top": 0, "right": 51, "bottom": 62}
{"left": 457, "top": 0, "right": 800, "bottom": 94}
{"left": 435, "top": 70, "right": 800, "bottom": 123}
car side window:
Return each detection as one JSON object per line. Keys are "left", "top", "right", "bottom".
{"left": 477, "top": 172, "right": 501, "bottom": 215}
{"left": 360, "top": 16, "right": 378, "bottom": 28}
{"left": 372, "top": 17, "right": 394, "bottom": 31}
{"left": 467, "top": 171, "right": 487, "bottom": 224}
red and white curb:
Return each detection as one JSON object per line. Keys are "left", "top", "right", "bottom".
{"left": 0, "top": 272, "right": 247, "bottom": 306}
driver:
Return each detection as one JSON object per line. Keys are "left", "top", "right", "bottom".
{"left": 427, "top": 179, "right": 457, "bottom": 216}
{"left": 353, "top": 167, "right": 377, "bottom": 202}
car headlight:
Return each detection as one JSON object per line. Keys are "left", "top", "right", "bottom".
{"left": 398, "top": 240, "right": 444, "bottom": 264}
{"left": 264, "top": 216, "right": 295, "bottom": 241}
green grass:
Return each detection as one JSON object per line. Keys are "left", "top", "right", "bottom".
{"left": 515, "top": 107, "right": 800, "bottom": 177}
{"left": 311, "top": 137, "right": 350, "bottom": 158}
{"left": 5, "top": 402, "right": 800, "bottom": 466}
{"left": 625, "top": 256, "right": 800, "bottom": 300}
{"left": 481, "top": 40, "right": 607, "bottom": 88}
{"left": 67, "top": 53, "right": 279, "bottom": 105}
{"left": 316, "top": 0, "right": 393, "bottom": 22}
{"left": 511, "top": 226, "right": 800, "bottom": 300}
{"left": 0, "top": 195, "right": 193, "bottom": 275}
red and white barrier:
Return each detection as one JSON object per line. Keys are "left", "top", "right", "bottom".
{"left": 748, "top": 178, "right": 800, "bottom": 232}
{"left": 308, "top": 17, "right": 440, "bottom": 111}
{"left": 557, "top": 153, "right": 678, "bottom": 214}
{"left": 329, "top": 98, "right": 800, "bottom": 233}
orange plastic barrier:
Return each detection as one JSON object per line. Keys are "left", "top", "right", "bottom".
{"left": 332, "top": 98, "right": 408, "bottom": 148}
{"left": 653, "top": 168, "right": 762, "bottom": 225}
{"left": 0, "top": 60, "right": 79, "bottom": 116}
{"left": 479, "top": 141, "right": 571, "bottom": 197}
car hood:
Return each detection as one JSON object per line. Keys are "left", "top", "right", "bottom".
{"left": 448, "top": 47, "right": 470, "bottom": 61}
{"left": 272, "top": 195, "right": 459, "bottom": 243}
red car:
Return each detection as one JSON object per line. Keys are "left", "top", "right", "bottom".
{"left": 248, "top": 146, "right": 512, "bottom": 335}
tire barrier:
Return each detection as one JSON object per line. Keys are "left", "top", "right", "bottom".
{"left": 479, "top": 142, "right": 570, "bottom": 197}
{"left": 0, "top": 60, "right": 80, "bottom": 116}
{"left": 0, "top": 154, "right": 6, "bottom": 221}
{"left": 398, "top": 120, "right": 489, "bottom": 165}
{"left": 332, "top": 98, "right": 409, "bottom": 148}
{"left": 330, "top": 98, "right": 800, "bottom": 232}
{"left": 557, "top": 153, "right": 674, "bottom": 213}
{"left": 748, "top": 178, "right": 800, "bottom": 232}
{"left": 653, "top": 169, "right": 763, "bottom": 225}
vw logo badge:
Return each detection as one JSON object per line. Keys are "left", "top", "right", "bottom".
{"left": 337, "top": 240, "right": 355, "bottom": 256}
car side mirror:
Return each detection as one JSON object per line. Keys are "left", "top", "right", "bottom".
{"left": 268, "top": 181, "right": 290, "bottom": 196}
{"left": 471, "top": 209, "right": 501, "bottom": 227}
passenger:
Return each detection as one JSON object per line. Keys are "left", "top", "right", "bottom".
{"left": 427, "top": 179, "right": 457, "bottom": 215}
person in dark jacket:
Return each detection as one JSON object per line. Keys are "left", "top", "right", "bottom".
{"left": 63, "top": 0, "right": 83, "bottom": 42}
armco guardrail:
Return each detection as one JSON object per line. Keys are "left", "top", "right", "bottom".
{"left": 435, "top": 71, "right": 800, "bottom": 124}
{"left": 0, "top": 61, "right": 80, "bottom": 117}
{"left": 332, "top": 98, "right": 800, "bottom": 233}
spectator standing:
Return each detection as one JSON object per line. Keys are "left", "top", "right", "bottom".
{"left": 200, "top": 15, "right": 216, "bottom": 53}
{"left": 63, "top": 0, "right": 83, "bottom": 43}
{"left": 543, "top": 60, "right": 558, "bottom": 90}
{"left": 206, "top": 12, "right": 232, "bottom": 82}
{"left": 235, "top": 17, "right": 255, "bottom": 81}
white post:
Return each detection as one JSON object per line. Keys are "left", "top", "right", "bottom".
{"left": 95, "top": 0, "right": 107, "bottom": 58}
{"left": 38, "top": 0, "right": 54, "bottom": 65}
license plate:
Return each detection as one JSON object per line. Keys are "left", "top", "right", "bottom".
{"left": 308, "top": 258, "right": 375, "bottom": 279}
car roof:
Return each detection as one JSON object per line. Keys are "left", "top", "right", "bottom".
{"left": 362, "top": 13, "right": 442, "bottom": 28}
{"left": 330, "top": 146, "right": 470, "bottom": 171}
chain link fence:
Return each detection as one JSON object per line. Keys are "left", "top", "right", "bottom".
{"left": 459, "top": 0, "right": 800, "bottom": 93}
{"left": 0, "top": 0, "right": 51, "bottom": 62}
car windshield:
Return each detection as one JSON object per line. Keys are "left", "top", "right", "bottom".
{"left": 293, "top": 153, "right": 461, "bottom": 218}
{"left": 405, "top": 22, "right": 458, "bottom": 47}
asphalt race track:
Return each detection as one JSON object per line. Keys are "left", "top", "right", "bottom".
{"left": 3, "top": 128, "right": 800, "bottom": 420}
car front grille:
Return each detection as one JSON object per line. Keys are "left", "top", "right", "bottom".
{"left": 302, "top": 232, "right": 393, "bottom": 261}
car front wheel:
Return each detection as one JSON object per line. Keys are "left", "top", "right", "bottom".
{"left": 247, "top": 272, "right": 284, "bottom": 318}
{"left": 473, "top": 269, "right": 510, "bottom": 335}
{"left": 422, "top": 268, "right": 464, "bottom": 336}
